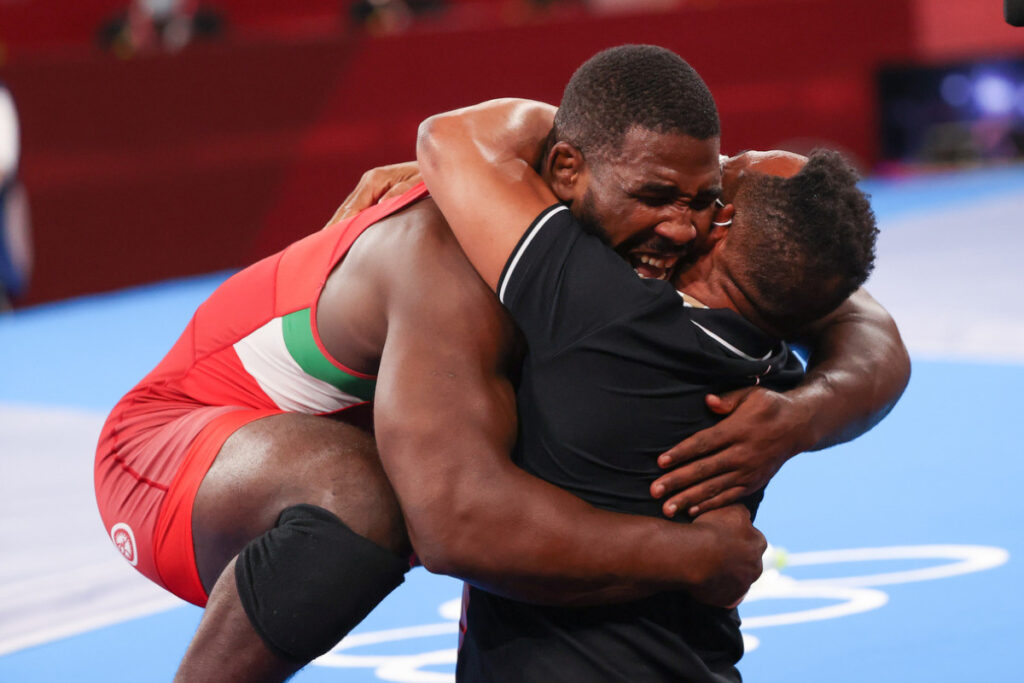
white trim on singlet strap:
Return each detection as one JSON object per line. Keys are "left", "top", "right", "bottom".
{"left": 689, "top": 320, "right": 774, "bottom": 362}
{"left": 678, "top": 292, "right": 773, "bottom": 361}
{"left": 499, "top": 204, "right": 570, "bottom": 304}
{"left": 677, "top": 291, "right": 709, "bottom": 309}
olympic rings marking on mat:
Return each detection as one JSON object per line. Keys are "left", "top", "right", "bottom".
{"left": 313, "top": 544, "right": 1010, "bottom": 681}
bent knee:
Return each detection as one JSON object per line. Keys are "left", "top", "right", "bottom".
{"left": 195, "top": 413, "right": 410, "bottom": 580}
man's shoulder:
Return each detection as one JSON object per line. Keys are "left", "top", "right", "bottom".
{"left": 318, "top": 196, "right": 518, "bottom": 368}
{"left": 355, "top": 198, "right": 457, "bottom": 261}
{"left": 357, "top": 198, "right": 511, "bottom": 320}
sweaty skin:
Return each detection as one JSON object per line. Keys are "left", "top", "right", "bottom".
{"left": 176, "top": 188, "right": 766, "bottom": 683}
{"left": 415, "top": 98, "right": 909, "bottom": 519}
{"left": 652, "top": 154, "right": 909, "bottom": 517}
{"left": 325, "top": 198, "right": 765, "bottom": 604}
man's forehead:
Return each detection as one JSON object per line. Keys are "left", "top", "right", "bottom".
{"left": 607, "top": 128, "right": 722, "bottom": 191}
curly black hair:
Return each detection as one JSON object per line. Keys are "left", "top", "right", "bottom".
{"left": 552, "top": 45, "right": 720, "bottom": 161}
{"left": 727, "top": 149, "right": 878, "bottom": 335}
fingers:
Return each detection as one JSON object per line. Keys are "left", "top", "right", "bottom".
{"left": 379, "top": 177, "right": 418, "bottom": 202}
{"left": 362, "top": 168, "right": 395, "bottom": 205}
{"left": 652, "top": 447, "right": 761, "bottom": 517}
{"left": 683, "top": 486, "right": 749, "bottom": 517}
{"left": 690, "top": 500, "right": 748, "bottom": 521}
{"left": 651, "top": 456, "right": 721, "bottom": 499}
{"left": 657, "top": 425, "right": 731, "bottom": 469}
{"left": 328, "top": 185, "right": 377, "bottom": 226}
{"left": 659, "top": 475, "right": 746, "bottom": 518}
{"left": 705, "top": 386, "right": 759, "bottom": 415}
{"left": 659, "top": 389, "right": 767, "bottom": 468}
{"left": 369, "top": 162, "right": 421, "bottom": 203}
{"left": 328, "top": 162, "right": 423, "bottom": 227}
{"left": 704, "top": 393, "right": 728, "bottom": 414}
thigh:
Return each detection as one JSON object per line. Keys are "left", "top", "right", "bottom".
{"left": 97, "top": 401, "right": 249, "bottom": 603}
{"left": 192, "top": 412, "right": 409, "bottom": 593}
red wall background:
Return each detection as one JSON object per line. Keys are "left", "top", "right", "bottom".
{"left": 2, "top": 0, "right": 1021, "bottom": 305}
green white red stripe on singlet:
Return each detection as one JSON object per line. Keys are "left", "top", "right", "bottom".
{"left": 233, "top": 308, "right": 375, "bottom": 413}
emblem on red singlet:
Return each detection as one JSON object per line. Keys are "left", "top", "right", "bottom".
{"left": 111, "top": 523, "right": 139, "bottom": 566}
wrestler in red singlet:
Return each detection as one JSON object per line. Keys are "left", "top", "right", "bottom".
{"left": 95, "top": 183, "right": 429, "bottom": 606}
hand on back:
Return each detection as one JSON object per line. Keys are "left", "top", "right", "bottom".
{"left": 326, "top": 161, "right": 422, "bottom": 227}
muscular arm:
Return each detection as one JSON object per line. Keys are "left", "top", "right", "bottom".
{"left": 417, "top": 98, "right": 557, "bottom": 288}
{"left": 652, "top": 288, "right": 910, "bottom": 516}
{"left": 647, "top": 151, "right": 911, "bottom": 517}
{"left": 419, "top": 104, "right": 910, "bottom": 522}
{"left": 791, "top": 288, "right": 910, "bottom": 448}
{"left": 372, "top": 217, "right": 763, "bottom": 606}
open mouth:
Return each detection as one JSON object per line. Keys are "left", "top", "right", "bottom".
{"left": 628, "top": 253, "right": 679, "bottom": 281}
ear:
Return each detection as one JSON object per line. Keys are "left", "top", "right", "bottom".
{"left": 709, "top": 202, "right": 735, "bottom": 245}
{"left": 545, "top": 141, "right": 586, "bottom": 203}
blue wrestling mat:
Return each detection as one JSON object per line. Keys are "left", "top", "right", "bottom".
{"left": 2, "top": 166, "right": 1022, "bottom": 682}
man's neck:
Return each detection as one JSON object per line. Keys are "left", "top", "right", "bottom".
{"left": 674, "top": 268, "right": 785, "bottom": 339}
{"left": 673, "top": 258, "right": 729, "bottom": 311}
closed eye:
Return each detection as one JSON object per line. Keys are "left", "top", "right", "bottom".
{"left": 633, "top": 188, "right": 721, "bottom": 211}
{"left": 639, "top": 195, "right": 674, "bottom": 207}
{"left": 639, "top": 195, "right": 717, "bottom": 211}
{"left": 688, "top": 197, "right": 715, "bottom": 212}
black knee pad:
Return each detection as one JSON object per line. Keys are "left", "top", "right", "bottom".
{"left": 234, "top": 503, "right": 409, "bottom": 663}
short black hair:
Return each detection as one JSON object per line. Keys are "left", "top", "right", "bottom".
{"left": 553, "top": 45, "right": 720, "bottom": 161}
{"left": 728, "top": 149, "right": 878, "bottom": 336}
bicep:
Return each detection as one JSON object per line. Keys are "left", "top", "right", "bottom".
{"left": 797, "top": 288, "right": 906, "bottom": 364}
{"left": 372, "top": 272, "right": 520, "bottom": 567}
{"left": 417, "top": 99, "right": 557, "bottom": 290}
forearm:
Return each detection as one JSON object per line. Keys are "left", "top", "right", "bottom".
{"left": 377, "top": 407, "right": 726, "bottom": 605}
{"left": 382, "top": 409, "right": 759, "bottom": 608}
{"left": 791, "top": 288, "right": 910, "bottom": 452}
{"left": 374, "top": 322, "right": 724, "bottom": 604}
{"left": 418, "top": 98, "right": 555, "bottom": 176}
{"left": 401, "top": 451, "right": 724, "bottom": 605}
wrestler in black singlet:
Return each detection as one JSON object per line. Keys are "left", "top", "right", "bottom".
{"left": 457, "top": 204, "right": 804, "bottom": 682}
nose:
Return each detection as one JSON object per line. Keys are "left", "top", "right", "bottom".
{"left": 653, "top": 212, "right": 697, "bottom": 247}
